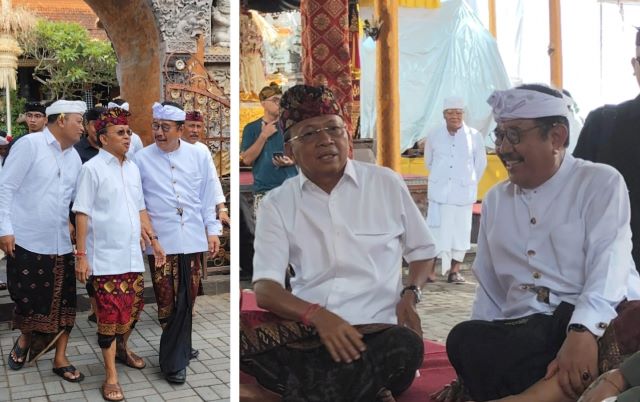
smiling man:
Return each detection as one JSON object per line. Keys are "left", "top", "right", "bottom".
{"left": 440, "top": 84, "right": 640, "bottom": 402}
{"left": 240, "top": 85, "right": 437, "bottom": 402}
{"left": 135, "top": 102, "right": 222, "bottom": 384}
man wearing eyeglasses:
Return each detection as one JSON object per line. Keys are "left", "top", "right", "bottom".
{"left": 438, "top": 84, "right": 640, "bottom": 402}
{"left": 424, "top": 97, "right": 486, "bottom": 284}
{"left": 135, "top": 101, "right": 222, "bottom": 384}
{"left": 240, "top": 82, "right": 297, "bottom": 217}
{"left": 241, "top": 85, "right": 437, "bottom": 401}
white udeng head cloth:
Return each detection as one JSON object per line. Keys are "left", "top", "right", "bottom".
{"left": 108, "top": 101, "right": 129, "bottom": 111}
{"left": 487, "top": 88, "right": 570, "bottom": 121}
{"left": 443, "top": 96, "right": 465, "bottom": 110}
{"left": 152, "top": 102, "right": 186, "bottom": 121}
{"left": 45, "top": 100, "right": 87, "bottom": 117}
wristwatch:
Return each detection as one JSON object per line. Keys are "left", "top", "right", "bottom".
{"left": 568, "top": 323, "right": 591, "bottom": 333}
{"left": 401, "top": 285, "right": 422, "bottom": 304}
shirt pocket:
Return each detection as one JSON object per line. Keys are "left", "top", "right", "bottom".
{"left": 549, "top": 219, "right": 586, "bottom": 283}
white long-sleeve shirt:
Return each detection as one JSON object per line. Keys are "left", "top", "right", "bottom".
{"left": 253, "top": 160, "right": 437, "bottom": 325}
{"left": 135, "top": 141, "right": 221, "bottom": 255}
{"left": 471, "top": 153, "right": 640, "bottom": 337}
{"left": 0, "top": 129, "right": 81, "bottom": 255}
{"left": 195, "top": 141, "right": 226, "bottom": 205}
{"left": 72, "top": 149, "right": 145, "bottom": 275}
{"left": 425, "top": 123, "right": 487, "bottom": 205}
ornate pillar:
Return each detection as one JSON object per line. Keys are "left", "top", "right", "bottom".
{"left": 549, "top": 0, "right": 563, "bottom": 89}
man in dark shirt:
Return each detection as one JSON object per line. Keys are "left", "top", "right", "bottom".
{"left": 240, "top": 83, "right": 297, "bottom": 217}
{"left": 74, "top": 107, "right": 105, "bottom": 163}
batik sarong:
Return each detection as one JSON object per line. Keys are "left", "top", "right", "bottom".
{"left": 446, "top": 300, "right": 640, "bottom": 401}
{"left": 148, "top": 253, "right": 200, "bottom": 374}
{"left": 6, "top": 244, "right": 76, "bottom": 362}
{"left": 91, "top": 273, "right": 144, "bottom": 348}
{"left": 240, "top": 310, "right": 424, "bottom": 402}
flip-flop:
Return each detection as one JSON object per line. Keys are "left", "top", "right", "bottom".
{"left": 52, "top": 365, "right": 85, "bottom": 382}
{"left": 101, "top": 382, "right": 124, "bottom": 401}
{"left": 7, "top": 336, "right": 29, "bottom": 370}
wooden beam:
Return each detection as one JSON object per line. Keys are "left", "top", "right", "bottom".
{"left": 374, "top": 0, "right": 400, "bottom": 172}
{"left": 549, "top": 0, "right": 563, "bottom": 89}
{"left": 488, "top": 0, "right": 497, "bottom": 38}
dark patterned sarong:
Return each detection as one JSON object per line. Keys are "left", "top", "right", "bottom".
{"left": 148, "top": 254, "right": 202, "bottom": 324}
{"left": 148, "top": 253, "right": 200, "bottom": 374}
{"left": 240, "top": 311, "right": 424, "bottom": 401}
{"left": 447, "top": 300, "right": 640, "bottom": 401}
{"left": 6, "top": 244, "right": 76, "bottom": 334}
{"left": 91, "top": 273, "right": 144, "bottom": 338}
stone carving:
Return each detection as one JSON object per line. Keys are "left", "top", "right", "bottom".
{"left": 151, "top": 0, "right": 212, "bottom": 53}
{"left": 207, "top": 67, "right": 231, "bottom": 97}
{"left": 212, "top": 0, "right": 230, "bottom": 47}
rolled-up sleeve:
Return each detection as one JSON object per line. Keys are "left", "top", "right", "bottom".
{"left": 0, "top": 139, "right": 33, "bottom": 236}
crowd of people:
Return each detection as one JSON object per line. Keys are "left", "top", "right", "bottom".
{"left": 239, "top": 30, "right": 640, "bottom": 402}
{"left": 0, "top": 98, "right": 228, "bottom": 401}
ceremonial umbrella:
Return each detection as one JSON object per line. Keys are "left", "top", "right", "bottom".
{"left": 0, "top": 0, "right": 35, "bottom": 135}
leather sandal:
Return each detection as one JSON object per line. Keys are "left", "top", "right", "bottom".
{"left": 447, "top": 272, "right": 466, "bottom": 284}
{"left": 52, "top": 365, "right": 85, "bottom": 382}
{"left": 101, "top": 382, "right": 124, "bottom": 401}
{"left": 115, "top": 348, "right": 146, "bottom": 369}
{"left": 7, "top": 336, "right": 29, "bottom": 370}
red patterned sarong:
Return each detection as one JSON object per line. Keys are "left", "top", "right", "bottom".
{"left": 92, "top": 273, "right": 144, "bottom": 336}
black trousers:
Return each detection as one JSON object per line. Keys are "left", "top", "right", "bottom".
{"left": 446, "top": 303, "right": 573, "bottom": 401}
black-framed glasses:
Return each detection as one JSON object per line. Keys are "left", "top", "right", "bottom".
{"left": 492, "top": 124, "right": 546, "bottom": 146}
{"left": 286, "top": 125, "right": 346, "bottom": 144}
{"left": 152, "top": 122, "right": 177, "bottom": 133}
{"left": 265, "top": 96, "right": 281, "bottom": 103}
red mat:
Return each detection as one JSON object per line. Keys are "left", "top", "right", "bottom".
{"left": 239, "top": 290, "right": 456, "bottom": 401}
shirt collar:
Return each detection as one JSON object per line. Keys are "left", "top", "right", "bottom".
{"left": 518, "top": 151, "right": 575, "bottom": 197}
{"left": 98, "top": 148, "right": 124, "bottom": 165}
{"left": 298, "top": 159, "right": 359, "bottom": 191}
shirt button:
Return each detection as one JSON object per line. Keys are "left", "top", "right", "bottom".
{"left": 597, "top": 322, "right": 608, "bottom": 330}
{"left": 533, "top": 271, "right": 541, "bottom": 279}
{"left": 527, "top": 250, "right": 536, "bottom": 256}
{"left": 171, "top": 165, "right": 175, "bottom": 169}
{"left": 450, "top": 165, "right": 453, "bottom": 168}
{"left": 530, "top": 217, "right": 536, "bottom": 224}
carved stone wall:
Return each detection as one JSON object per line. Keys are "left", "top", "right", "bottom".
{"left": 151, "top": 0, "right": 212, "bottom": 54}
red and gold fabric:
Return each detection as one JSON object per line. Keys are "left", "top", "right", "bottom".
{"left": 92, "top": 273, "right": 144, "bottom": 336}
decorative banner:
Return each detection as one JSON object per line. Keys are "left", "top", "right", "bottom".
{"left": 300, "top": 0, "right": 353, "bottom": 131}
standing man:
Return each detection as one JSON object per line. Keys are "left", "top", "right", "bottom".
{"left": 0, "top": 100, "right": 86, "bottom": 382}
{"left": 241, "top": 82, "right": 297, "bottom": 216}
{"left": 182, "top": 110, "right": 230, "bottom": 226}
{"left": 108, "top": 99, "right": 144, "bottom": 160}
{"left": 442, "top": 84, "right": 640, "bottom": 402}
{"left": 73, "top": 107, "right": 164, "bottom": 401}
{"left": 424, "top": 97, "right": 486, "bottom": 283}
{"left": 75, "top": 106, "right": 106, "bottom": 164}
{"left": 24, "top": 102, "right": 47, "bottom": 134}
{"left": 135, "top": 102, "right": 222, "bottom": 384}
{"left": 241, "top": 85, "right": 437, "bottom": 401}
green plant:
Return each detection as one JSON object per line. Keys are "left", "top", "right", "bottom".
{"left": 19, "top": 20, "right": 117, "bottom": 99}
{"left": 0, "top": 89, "right": 27, "bottom": 137}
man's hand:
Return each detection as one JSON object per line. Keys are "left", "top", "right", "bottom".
{"left": 272, "top": 155, "right": 295, "bottom": 167}
{"left": 578, "top": 369, "right": 626, "bottom": 402}
{"left": 545, "top": 330, "right": 598, "bottom": 398}
{"left": 75, "top": 256, "right": 91, "bottom": 283}
{"left": 309, "top": 308, "right": 367, "bottom": 363}
{"left": 260, "top": 121, "right": 278, "bottom": 139}
{"left": 0, "top": 235, "right": 15, "bottom": 257}
{"left": 208, "top": 235, "right": 220, "bottom": 255}
{"left": 396, "top": 293, "right": 423, "bottom": 337}
{"left": 218, "top": 211, "right": 230, "bottom": 226}
{"left": 151, "top": 240, "right": 166, "bottom": 267}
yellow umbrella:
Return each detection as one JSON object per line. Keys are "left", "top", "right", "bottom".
{"left": 0, "top": 0, "right": 35, "bottom": 135}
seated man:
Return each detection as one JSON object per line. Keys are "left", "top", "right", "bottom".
{"left": 442, "top": 84, "right": 640, "bottom": 402}
{"left": 240, "top": 85, "right": 437, "bottom": 402}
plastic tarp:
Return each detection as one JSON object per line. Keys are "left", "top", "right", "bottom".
{"left": 359, "top": 0, "right": 511, "bottom": 151}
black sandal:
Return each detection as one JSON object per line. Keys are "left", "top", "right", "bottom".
{"left": 7, "top": 337, "right": 29, "bottom": 370}
{"left": 52, "top": 365, "right": 85, "bottom": 382}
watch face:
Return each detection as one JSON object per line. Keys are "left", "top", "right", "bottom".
{"left": 601, "top": 397, "right": 617, "bottom": 402}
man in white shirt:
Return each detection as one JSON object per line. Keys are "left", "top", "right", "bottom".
{"left": 441, "top": 85, "right": 640, "bottom": 402}
{"left": 73, "top": 107, "right": 165, "bottom": 401}
{"left": 424, "top": 97, "right": 486, "bottom": 284}
{"left": 181, "top": 110, "right": 229, "bottom": 226}
{"left": 240, "top": 85, "right": 437, "bottom": 402}
{"left": 0, "top": 100, "right": 86, "bottom": 382}
{"left": 107, "top": 99, "right": 144, "bottom": 160}
{"left": 135, "top": 102, "right": 222, "bottom": 384}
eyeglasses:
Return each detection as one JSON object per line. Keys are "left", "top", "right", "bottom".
{"left": 492, "top": 124, "right": 546, "bottom": 146}
{"left": 265, "top": 96, "right": 281, "bottom": 103}
{"left": 286, "top": 125, "right": 347, "bottom": 144}
{"left": 152, "top": 123, "right": 178, "bottom": 133}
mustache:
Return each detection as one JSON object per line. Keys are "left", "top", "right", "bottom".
{"left": 498, "top": 152, "right": 523, "bottom": 162}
